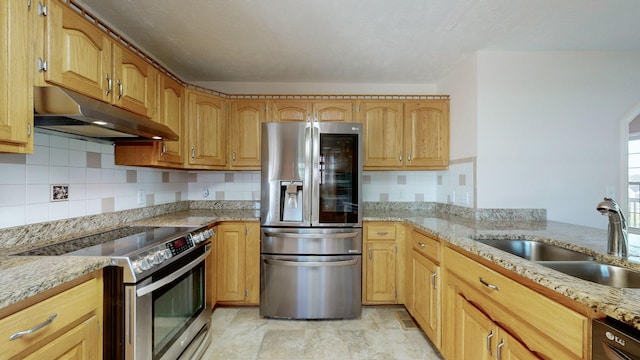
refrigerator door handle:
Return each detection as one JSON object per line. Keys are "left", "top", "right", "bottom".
{"left": 263, "top": 231, "right": 360, "bottom": 239}
{"left": 264, "top": 258, "right": 359, "bottom": 267}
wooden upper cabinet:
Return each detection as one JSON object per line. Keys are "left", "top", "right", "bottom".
{"left": 157, "top": 73, "right": 184, "bottom": 165}
{"left": 0, "top": 0, "right": 33, "bottom": 153}
{"left": 359, "top": 101, "right": 404, "bottom": 168}
{"left": 271, "top": 101, "right": 312, "bottom": 122}
{"left": 270, "top": 100, "right": 352, "bottom": 122}
{"left": 112, "top": 43, "right": 156, "bottom": 117}
{"left": 43, "top": 0, "right": 155, "bottom": 117}
{"left": 186, "top": 90, "right": 226, "bottom": 168}
{"left": 44, "top": 0, "right": 112, "bottom": 102}
{"left": 314, "top": 101, "right": 353, "bottom": 122}
{"left": 404, "top": 101, "right": 449, "bottom": 169}
{"left": 229, "top": 100, "right": 267, "bottom": 169}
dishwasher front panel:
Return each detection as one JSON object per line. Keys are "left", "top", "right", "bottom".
{"left": 260, "top": 254, "right": 362, "bottom": 319}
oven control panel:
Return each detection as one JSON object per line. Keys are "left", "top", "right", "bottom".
{"left": 131, "top": 227, "right": 214, "bottom": 274}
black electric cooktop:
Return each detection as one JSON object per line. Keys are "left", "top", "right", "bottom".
{"left": 16, "top": 226, "right": 199, "bottom": 257}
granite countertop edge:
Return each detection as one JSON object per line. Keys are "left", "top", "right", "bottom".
{"left": 3, "top": 208, "right": 640, "bottom": 331}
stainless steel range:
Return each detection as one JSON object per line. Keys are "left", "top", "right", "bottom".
{"left": 17, "top": 225, "right": 214, "bottom": 360}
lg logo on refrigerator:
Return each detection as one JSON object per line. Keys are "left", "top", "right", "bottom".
{"left": 606, "top": 331, "right": 627, "bottom": 346}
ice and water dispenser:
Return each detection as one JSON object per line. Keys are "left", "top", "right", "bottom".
{"left": 280, "top": 181, "right": 303, "bottom": 222}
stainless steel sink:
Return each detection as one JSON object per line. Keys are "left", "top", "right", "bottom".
{"left": 541, "top": 261, "right": 640, "bottom": 288}
{"left": 476, "top": 239, "right": 594, "bottom": 261}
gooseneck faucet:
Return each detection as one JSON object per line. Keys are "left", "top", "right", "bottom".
{"left": 596, "top": 197, "right": 628, "bottom": 257}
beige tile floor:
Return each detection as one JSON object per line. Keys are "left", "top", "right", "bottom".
{"left": 202, "top": 305, "right": 444, "bottom": 360}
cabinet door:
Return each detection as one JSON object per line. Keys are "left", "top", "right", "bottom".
{"left": 404, "top": 101, "right": 449, "bottom": 169}
{"left": 45, "top": 0, "right": 111, "bottom": 102}
{"left": 186, "top": 90, "right": 226, "bottom": 167}
{"left": 229, "top": 100, "right": 267, "bottom": 169}
{"left": 497, "top": 330, "right": 541, "bottom": 360}
{"left": 313, "top": 101, "right": 353, "bottom": 122}
{"left": 0, "top": 0, "right": 33, "bottom": 153}
{"left": 271, "top": 101, "right": 312, "bottom": 122}
{"left": 157, "top": 74, "right": 184, "bottom": 165}
{"left": 245, "top": 222, "right": 260, "bottom": 305}
{"left": 412, "top": 251, "right": 439, "bottom": 347}
{"left": 456, "top": 293, "right": 495, "bottom": 360}
{"left": 216, "top": 223, "right": 246, "bottom": 302}
{"left": 23, "top": 316, "right": 100, "bottom": 360}
{"left": 364, "top": 242, "right": 397, "bottom": 303}
{"left": 359, "top": 101, "right": 403, "bottom": 168}
{"left": 112, "top": 43, "right": 155, "bottom": 117}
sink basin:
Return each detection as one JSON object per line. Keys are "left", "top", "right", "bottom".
{"left": 476, "top": 239, "right": 594, "bottom": 261}
{"left": 542, "top": 261, "right": 640, "bottom": 288}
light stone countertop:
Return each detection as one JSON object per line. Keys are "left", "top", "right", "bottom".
{"left": 4, "top": 208, "right": 640, "bottom": 331}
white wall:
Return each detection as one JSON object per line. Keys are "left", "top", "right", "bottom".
{"left": 474, "top": 51, "right": 640, "bottom": 227}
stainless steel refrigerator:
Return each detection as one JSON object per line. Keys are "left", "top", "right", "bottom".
{"left": 260, "top": 121, "right": 363, "bottom": 319}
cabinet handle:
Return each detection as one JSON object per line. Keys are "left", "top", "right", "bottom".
{"left": 496, "top": 338, "right": 505, "bottom": 360}
{"left": 479, "top": 277, "right": 499, "bottom": 291}
{"left": 10, "top": 313, "right": 57, "bottom": 341}
{"left": 161, "top": 141, "right": 166, "bottom": 156}
{"left": 418, "top": 242, "right": 427, "bottom": 248}
{"left": 106, "top": 74, "right": 112, "bottom": 96}
{"left": 375, "top": 231, "right": 389, "bottom": 236}
{"left": 399, "top": 152, "right": 402, "bottom": 162}
{"left": 27, "top": 124, "right": 31, "bottom": 137}
{"left": 232, "top": 151, "right": 236, "bottom": 162}
{"left": 117, "top": 79, "right": 123, "bottom": 100}
{"left": 407, "top": 152, "right": 411, "bottom": 162}
{"left": 486, "top": 330, "right": 494, "bottom": 356}
{"left": 431, "top": 271, "right": 437, "bottom": 288}
{"left": 368, "top": 247, "right": 372, "bottom": 260}
{"left": 191, "top": 146, "right": 195, "bottom": 159}
{"left": 27, "top": 0, "right": 32, "bottom": 10}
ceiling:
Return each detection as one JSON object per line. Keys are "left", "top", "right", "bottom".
{"left": 76, "top": 0, "right": 640, "bottom": 84}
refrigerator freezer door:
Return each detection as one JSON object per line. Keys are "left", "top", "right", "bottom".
{"left": 261, "top": 122, "right": 312, "bottom": 227}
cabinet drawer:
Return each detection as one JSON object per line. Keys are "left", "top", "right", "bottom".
{"left": 445, "top": 247, "right": 587, "bottom": 359}
{"left": 366, "top": 224, "right": 396, "bottom": 240}
{"left": 412, "top": 230, "right": 440, "bottom": 262}
{"left": 0, "top": 278, "right": 99, "bottom": 359}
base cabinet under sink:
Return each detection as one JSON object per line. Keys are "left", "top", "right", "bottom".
{"left": 442, "top": 247, "right": 589, "bottom": 360}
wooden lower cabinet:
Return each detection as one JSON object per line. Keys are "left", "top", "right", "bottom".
{"left": 216, "top": 221, "right": 260, "bottom": 305}
{"left": 454, "top": 293, "right": 537, "bottom": 360}
{"left": 362, "top": 222, "right": 405, "bottom": 304}
{"left": 0, "top": 272, "right": 103, "bottom": 360}
{"left": 442, "top": 246, "right": 589, "bottom": 360}
{"left": 410, "top": 249, "right": 440, "bottom": 347}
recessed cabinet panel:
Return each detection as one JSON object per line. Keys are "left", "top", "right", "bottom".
{"left": 359, "top": 101, "right": 404, "bottom": 168}
{"left": 404, "top": 101, "right": 449, "bottom": 169}
{"left": 46, "top": 1, "right": 111, "bottom": 102}
{"left": 113, "top": 43, "right": 155, "bottom": 117}
{"left": 187, "top": 91, "right": 226, "bottom": 167}
{"left": 229, "top": 100, "right": 267, "bottom": 169}
{"left": 0, "top": 0, "right": 33, "bottom": 153}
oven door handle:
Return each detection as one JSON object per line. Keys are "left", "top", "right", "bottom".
{"left": 136, "top": 252, "right": 208, "bottom": 298}
{"left": 264, "top": 258, "right": 359, "bottom": 267}
{"left": 263, "top": 231, "right": 359, "bottom": 239}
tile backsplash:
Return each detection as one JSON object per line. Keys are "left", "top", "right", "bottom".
{"left": 0, "top": 132, "right": 475, "bottom": 228}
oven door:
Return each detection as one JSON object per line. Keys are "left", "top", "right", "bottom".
{"left": 125, "top": 244, "right": 212, "bottom": 360}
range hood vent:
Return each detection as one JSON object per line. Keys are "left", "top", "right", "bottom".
{"left": 34, "top": 86, "right": 179, "bottom": 141}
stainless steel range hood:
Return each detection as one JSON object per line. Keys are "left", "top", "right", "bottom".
{"left": 34, "top": 86, "right": 179, "bottom": 141}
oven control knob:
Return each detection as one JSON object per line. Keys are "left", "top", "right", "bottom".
{"left": 149, "top": 252, "right": 164, "bottom": 265}
{"left": 133, "top": 258, "right": 151, "bottom": 273}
